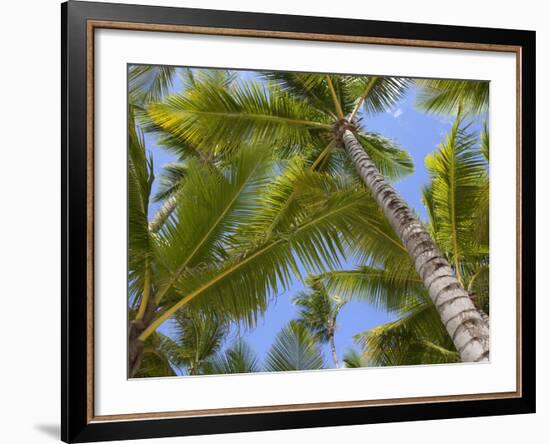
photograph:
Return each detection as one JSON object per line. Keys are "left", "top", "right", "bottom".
{"left": 127, "top": 65, "right": 490, "bottom": 379}
{"left": 0, "top": 0, "right": 541, "bottom": 442}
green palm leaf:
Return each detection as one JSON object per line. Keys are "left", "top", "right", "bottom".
{"left": 424, "top": 115, "right": 487, "bottom": 280}
{"left": 147, "top": 81, "right": 331, "bottom": 154}
{"left": 416, "top": 78, "right": 489, "bottom": 115}
{"left": 342, "top": 349, "right": 369, "bottom": 368}
{"left": 128, "top": 112, "right": 154, "bottom": 308}
{"left": 473, "top": 123, "right": 490, "bottom": 246}
{"left": 293, "top": 276, "right": 344, "bottom": 344}
{"left": 347, "top": 76, "right": 412, "bottom": 117}
{"left": 134, "top": 349, "right": 176, "bottom": 378}
{"left": 262, "top": 71, "right": 339, "bottom": 116}
{"left": 357, "top": 132, "right": 414, "bottom": 180}
{"left": 204, "top": 340, "right": 261, "bottom": 374}
{"left": 179, "top": 67, "right": 238, "bottom": 90}
{"left": 320, "top": 263, "right": 421, "bottom": 313}
{"left": 354, "top": 302, "right": 459, "bottom": 366}
{"left": 152, "top": 162, "right": 188, "bottom": 203}
{"left": 139, "top": 159, "right": 373, "bottom": 340}
{"left": 166, "top": 180, "right": 372, "bottom": 326}
{"left": 138, "top": 69, "right": 238, "bottom": 162}
{"left": 148, "top": 162, "right": 189, "bottom": 233}
{"left": 293, "top": 276, "right": 345, "bottom": 367}
{"left": 129, "top": 65, "right": 177, "bottom": 105}
{"left": 159, "top": 310, "right": 228, "bottom": 375}
{"left": 133, "top": 330, "right": 177, "bottom": 378}
{"left": 152, "top": 146, "right": 272, "bottom": 304}
{"left": 348, "top": 197, "right": 411, "bottom": 267}
{"left": 265, "top": 321, "right": 325, "bottom": 371}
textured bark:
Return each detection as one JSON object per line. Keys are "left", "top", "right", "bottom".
{"left": 329, "top": 334, "right": 339, "bottom": 368}
{"left": 148, "top": 194, "right": 178, "bottom": 233}
{"left": 478, "top": 308, "right": 490, "bottom": 327}
{"left": 128, "top": 300, "right": 157, "bottom": 377}
{"left": 342, "top": 129, "right": 489, "bottom": 362}
{"left": 468, "top": 291, "right": 490, "bottom": 327}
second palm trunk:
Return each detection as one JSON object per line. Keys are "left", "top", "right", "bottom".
{"left": 342, "top": 129, "right": 489, "bottom": 362}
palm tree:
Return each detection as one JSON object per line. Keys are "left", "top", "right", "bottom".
{"left": 166, "top": 323, "right": 324, "bottom": 375}
{"left": 265, "top": 321, "right": 325, "bottom": 371}
{"left": 128, "top": 112, "right": 381, "bottom": 376}
{"left": 322, "top": 113, "right": 489, "bottom": 366}
{"left": 293, "top": 276, "right": 345, "bottom": 367}
{"left": 157, "top": 309, "right": 228, "bottom": 375}
{"left": 145, "top": 71, "right": 489, "bottom": 361}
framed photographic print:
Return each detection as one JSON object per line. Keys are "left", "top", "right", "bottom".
{"left": 61, "top": 1, "right": 536, "bottom": 442}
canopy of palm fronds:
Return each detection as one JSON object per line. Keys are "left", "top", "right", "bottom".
{"left": 127, "top": 65, "right": 489, "bottom": 376}
{"left": 139, "top": 69, "right": 414, "bottom": 180}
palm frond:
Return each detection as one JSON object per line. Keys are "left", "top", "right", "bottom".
{"left": 342, "top": 348, "right": 369, "bottom": 368}
{"left": 357, "top": 132, "right": 414, "bottom": 181}
{"left": 137, "top": 70, "right": 237, "bottom": 162}
{"left": 129, "top": 65, "right": 177, "bottom": 105}
{"left": 160, "top": 310, "right": 228, "bottom": 375}
{"left": 133, "top": 350, "right": 176, "bottom": 378}
{"left": 133, "top": 331, "right": 176, "bottom": 378}
{"left": 179, "top": 68, "right": 238, "bottom": 90}
{"left": 424, "top": 115, "right": 488, "bottom": 273}
{"left": 153, "top": 146, "right": 272, "bottom": 303}
{"left": 320, "top": 263, "right": 421, "bottom": 313}
{"left": 238, "top": 156, "right": 309, "bottom": 243}
{"left": 203, "top": 340, "right": 261, "bottom": 374}
{"left": 261, "top": 71, "right": 337, "bottom": 116}
{"left": 128, "top": 112, "right": 154, "bottom": 306}
{"left": 354, "top": 303, "right": 459, "bottom": 366}
{"left": 148, "top": 161, "right": 190, "bottom": 233}
{"left": 346, "top": 196, "right": 412, "bottom": 267}
{"left": 152, "top": 162, "right": 189, "bottom": 203}
{"left": 293, "top": 276, "right": 344, "bottom": 343}
{"left": 171, "top": 180, "right": 371, "bottom": 324}
{"left": 473, "top": 123, "right": 490, "bottom": 246}
{"left": 473, "top": 177, "right": 489, "bottom": 249}
{"left": 240, "top": 158, "right": 358, "bottom": 244}
{"left": 347, "top": 76, "right": 412, "bottom": 116}
{"left": 416, "top": 78, "right": 489, "bottom": 115}
{"left": 480, "top": 121, "right": 490, "bottom": 162}
{"left": 147, "top": 80, "right": 331, "bottom": 154}
{"left": 140, "top": 173, "right": 371, "bottom": 338}
{"left": 421, "top": 183, "right": 439, "bottom": 240}
{"left": 467, "top": 264, "right": 489, "bottom": 314}
{"left": 265, "top": 321, "right": 325, "bottom": 371}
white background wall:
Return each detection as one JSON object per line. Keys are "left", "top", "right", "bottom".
{"left": 0, "top": 0, "right": 546, "bottom": 443}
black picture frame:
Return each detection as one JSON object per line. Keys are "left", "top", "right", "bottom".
{"left": 62, "top": 1, "right": 536, "bottom": 442}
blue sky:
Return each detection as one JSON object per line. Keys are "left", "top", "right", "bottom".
{"left": 140, "top": 68, "right": 482, "bottom": 374}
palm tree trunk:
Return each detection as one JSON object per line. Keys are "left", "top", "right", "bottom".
{"left": 329, "top": 334, "right": 339, "bottom": 368}
{"left": 128, "top": 329, "right": 145, "bottom": 377}
{"left": 149, "top": 194, "right": 178, "bottom": 233}
{"left": 477, "top": 308, "right": 490, "bottom": 327}
{"left": 128, "top": 300, "right": 157, "bottom": 377}
{"left": 341, "top": 129, "right": 489, "bottom": 362}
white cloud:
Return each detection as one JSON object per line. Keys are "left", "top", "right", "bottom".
{"left": 436, "top": 114, "right": 455, "bottom": 125}
{"left": 387, "top": 107, "right": 403, "bottom": 118}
